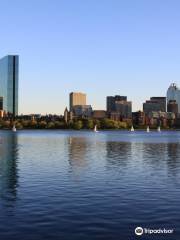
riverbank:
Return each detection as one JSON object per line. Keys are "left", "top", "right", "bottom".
{"left": 0, "top": 127, "right": 180, "bottom": 131}
{"left": 0, "top": 118, "right": 179, "bottom": 130}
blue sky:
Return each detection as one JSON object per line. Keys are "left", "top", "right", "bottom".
{"left": 0, "top": 0, "right": 180, "bottom": 114}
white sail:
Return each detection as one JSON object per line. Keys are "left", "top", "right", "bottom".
{"left": 157, "top": 126, "right": 161, "bottom": 132}
{"left": 131, "top": 126, "right": 134, "bottom": 132}
{"left": 147, "top": 126, "right": 150, "bottom": 132}
{"left": 94, "top": 125, "right": 98, "bottom": 132}
{"left": 12, "top": 125, "right": 16, "bottom": 132}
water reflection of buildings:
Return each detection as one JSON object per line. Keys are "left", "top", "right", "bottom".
{"left": 142, "top": 143, "right": 167, "bottom": 165}
{"left": 68, "top": 137, "right": 89, "bottom": 168}
{"left": 0, "top": 133, "right": 18, "bottom": 201}
{"left": 106, "top": 141, "right": 132, "bottom": 167}
{"left": 166, "top": 143, "right": 180, "bottom": 176}
{"left": 142, "top": 141, "right": 180, "bottom": 176}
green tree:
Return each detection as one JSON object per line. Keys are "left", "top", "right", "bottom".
{"left": 118, "top": 121, "right": 127, "bottom": 129}
{"left": 16, "top": 122, "right": 23, "bottom": 129}
{"left": 30, "top": 120, "right": 38, "bottom": 129}
{"left": 3, "top": 120, "right": 11, "bottom": 129}
{"left": 87, "top": 119, "right": 94, "bottom": 129}
{"left": 21, "top": 120, "right": 30, "bottom": 128}
{"left": 94, "top": 119, "right": 101, "bottom": 129}
{"left": 0, "top": 120, "right": 3, "bottom": 129}
{"left": 73, "top": 120, "right": 83, "bottom": 130}
{"left": 47, "top": 121, "right": 55, "bottom": 129}
{"left": 100, "top": 119, "right": 123, "bottom": 129}
{"left": 38, "top": 121, "right": 47, "bottom": 129}
{"left": 100, "top": 119, "right": 112, "bottom": 129}
{"left": 54, "top": 121, "right": 66, "bottom": 129}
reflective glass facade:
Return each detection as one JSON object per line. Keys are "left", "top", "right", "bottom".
{"left": 167, "top": 83, "right": 180, "bottom": 113}
{"left": 0, "top": 55, "right": 19, "bottom": 116}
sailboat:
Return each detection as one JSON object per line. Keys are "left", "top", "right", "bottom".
{"left": 157, "top": 126, "right": 161, "bottom": 132}
{"left": 94, "top": 125, "right": 99, "bottom": 133}
{"left": 12, "top": 125, "right": 16, "bottom": 132}
{"left": 147, "top": 126, "right": 150, "bottom": 133}
{"left": 130, "top": 126, "right": 134, "bottom": 132}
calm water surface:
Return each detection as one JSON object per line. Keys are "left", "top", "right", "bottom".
{"left": 0, "top": 130, "right": 180, "bottom": 240}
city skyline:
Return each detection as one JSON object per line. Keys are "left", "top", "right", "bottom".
{"left": 0, "top": 53, "right": 177, "bottom": 116}
{"left": 1, "top": 0, "right": 180, "bottom": 114}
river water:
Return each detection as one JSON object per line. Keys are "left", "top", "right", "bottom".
{"left": 0, "top": 130, "right": 180, "bottom": 239}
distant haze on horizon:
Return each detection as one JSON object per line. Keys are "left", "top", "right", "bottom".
{"left": 0, "top": 0, "right": 180, "bottom": 115}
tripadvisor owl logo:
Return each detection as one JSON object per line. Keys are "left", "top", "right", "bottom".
{"left": 135, "top": 227, "right": 143, "bottom": 236}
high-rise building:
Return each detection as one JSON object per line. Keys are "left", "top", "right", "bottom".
{"left": 150, "top": 97, "right": 166, "bottom": 112}
{"left": 115, "top": 100, "right": 132, "bottom": 118}
{"left": 0, "top": 55, "right": 19, "bottom": 116}
{"left": 0, "top": 97, "right": 3, "bottom": 110}
{"left": 69, "top": 92, "right": 86, "bottom": 111}
{"left": 107, "top": 95, "right": 127, "bottom": 112}
{"left": 143, "top": 97, "right": 166, "bottom": 115}
{"left": 132, "top": 111, "right": 146, "bottom": 126}
{"left": 107, "top": 95, "right": 132, "bottom": 119}
{"left": 73, "top": 105, "right": 92, "bottom": 118}
{"left": 167, "top": 100, "right": 178, "bottom": 115}
{"left": 167, "top": 83, "right": 180, "bottom": 113}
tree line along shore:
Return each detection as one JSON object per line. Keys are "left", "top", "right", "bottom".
{"left": 0, "top": 118, "right": 177, "bottom": 130}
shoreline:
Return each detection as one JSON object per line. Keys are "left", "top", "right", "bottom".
{"left": 0, "top": 128, "right": 180, "bottom": 131}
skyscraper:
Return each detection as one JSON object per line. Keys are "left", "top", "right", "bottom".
{"left": 106, "top": 95, "right": 132, "bottom": 119}
{"left": 107, "top": 95, "right": 127, "bottom": 112}
{"left": 72, "top": 105, "right": 92, "bottom": 118}
{"left": 143, "top": 97, "right": 166, "bottom": 115}
{"left": 69, "top": 92, "right": 86, "bottom": 111}
{"left": 167, "top": 83, "right": 180, "bottom": 113}
{"left": 167, "top": 100, "right": 178, "bottom": 115}
{"left": 0, "top": 97, "right": 3, "bottom": 110}
{"left": 150, "top": 97, "right": 166, "bottom": 112}
{"left": 0, "top": 55, "right": 19, "bottom": 116}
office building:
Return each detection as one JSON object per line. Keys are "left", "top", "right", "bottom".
{"left": 115, "top": 100, "right": 132, "bottom": 118}
{"left": 0, "top": 55, "right": 19, "bottom": 116}
{"left": 69, "top": 92, "right": 86, "bottom": 111}
{"left": 132, "top": 111, "right": 146, "bottom": 126}
{"left": 167, "top": 83, "right": 180, "bottom": 113}
{"left": 150, "top": 97, "right": 166, "bottom": 112}
{"left": 143, "top": 97, "right": 166, "bottom": 115}
{"left": 148, "top": 111, "right": 175, "bottom": 127}
{"left": 73, "top": 105, "right": 92, "bottom": 118}
{"left": 167, "top": 100, "right": 178, "bottom": 115}
{"left": 107, "top": 95, "right": 132, "bottom": 119}
{"left": 107, "top": 95, "right": 127, "bottom": 112}
{"left": 93, "top": 110, "right": 107, "bottom": 119}
{"left": 0, "top": 97, "right": 3, "bottom": 110}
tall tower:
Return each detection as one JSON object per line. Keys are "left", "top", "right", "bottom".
{"left": 69, "top": 92, "right": 86, "bottom": 111}
{"left": 0, "top": 55, "right": 19, "bottom": 117}
{"left": 167, "top": 83, "right": 180, "bottom": 113}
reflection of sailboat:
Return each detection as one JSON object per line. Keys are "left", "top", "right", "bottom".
{"left": 157, "top": 126, "right": 161, "bottom": 132}
{"left": 12, "top": 125, "right": 16, "bottom": 132}
{"left": 147, "top": 126, "right": 150, "bottom": 133}
{"left": 94, "top": 125, "right": 99, "bottom": 132}
{"left": 130, "top": 126, "right": 134, "bottom": 132}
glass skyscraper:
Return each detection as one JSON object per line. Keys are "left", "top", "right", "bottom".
{"left": 167, "top": 83, "right": 180, "bottom": 113}
{"left": 0, "top": 55, "right": 19, "bottom": 116}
